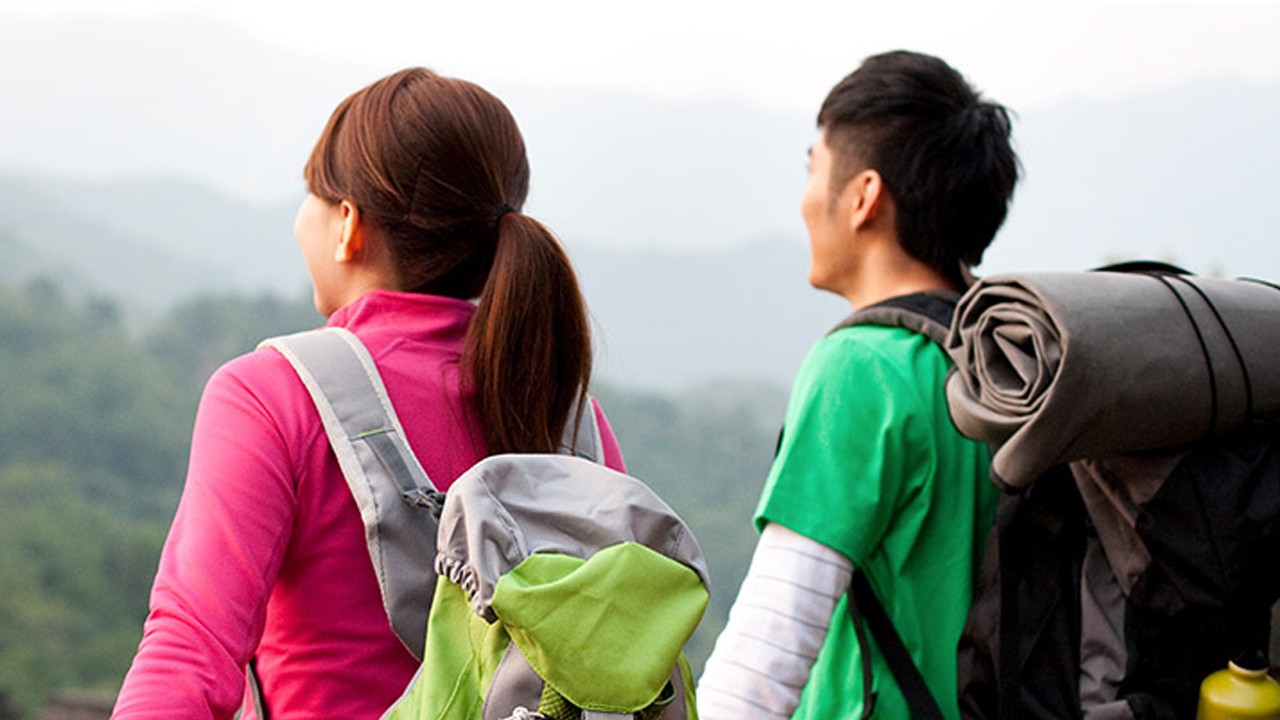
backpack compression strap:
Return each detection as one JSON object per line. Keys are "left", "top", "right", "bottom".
{"left": 837, "top": 290, "right": 958, "bottom": 720}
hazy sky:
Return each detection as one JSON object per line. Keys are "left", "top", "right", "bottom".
{"left": 3, "top": 1, "right": 1278, "bottom": 114}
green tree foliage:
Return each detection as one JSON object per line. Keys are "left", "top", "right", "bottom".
{"left": 146, "top": 291, "right": 321, "bottom": 388}
{"left": 0, "top": 462, "right": 165, "bottom": 716}
{"left": 0, "top": 280, "right": 190, "bottom": 519}
{"left": 0, "top": 280, "right": 181, "bottom": 714}
{"left": 0, "top": 281, "right": 320, "bottom": 716}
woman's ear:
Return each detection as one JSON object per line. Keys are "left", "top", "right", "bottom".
{"left": 334, "top": 199, "right": 364, "bottom": 263}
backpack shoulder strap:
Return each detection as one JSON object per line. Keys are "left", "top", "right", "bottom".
{"left": 832, "top": 290, "right": 959, "bottom": 347}
{"left": 833, "top": 290, "right": 959, "bottom": 719}
{"left": 848, "top": 570, "right": 945, "bottom": 720}
{"left": 258, "top": 326, "right": 441, "bottom": 660}
{"left": 262, "top": 326, "right": 443, "bottom": 501}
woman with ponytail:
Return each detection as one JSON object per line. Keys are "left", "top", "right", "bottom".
{"left": 112, "top": 68, "right": 624, "bottom": 720}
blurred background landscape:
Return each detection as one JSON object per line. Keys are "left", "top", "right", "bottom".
{"left": 1, "top": 3, "right": 1278, "bottom": 717}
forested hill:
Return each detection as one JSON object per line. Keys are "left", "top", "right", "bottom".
{"left": 0, "top": 280, "right": 318, "bottom": 715}
{"left": 0, "top": 277, "right": 778, "bottom": 717}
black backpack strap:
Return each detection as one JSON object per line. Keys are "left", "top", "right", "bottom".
{"left": 846, "top": 571, "right": 880, "bottom": 719}
{"left": 849, "top": 571, "right": 946, "bottom": 720}
{"left": 832, "top": 290, "right": 960, "bottom": 346}
{"left": 837, "top": 291, "right": 959, "bottom": 718}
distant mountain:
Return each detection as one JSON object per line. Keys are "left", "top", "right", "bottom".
{"left": 24, "top": 175, "right": 305, "bottom": 293}
{"left": 574, "top": 240, "right": 847, "bottom": 390}
{"left": 0, "top": 14, "right": 367, "bottom": 203}
{"left": 986, "top": 78, "right": 1280, "bottom": 280}
{"left": 0, "top": 174, "right": 214, "bottom": 313}
{"left": 0, "top": 172, "right": 842, "bottom": 389}
{"left": 499, "top": 85, "right": 813, "bottom": 253}
{"left": 3, "top": 13, "right": 1279, "bottom": 386}
{"left": 0, "top": 13, "right": 812, "bottom": 252}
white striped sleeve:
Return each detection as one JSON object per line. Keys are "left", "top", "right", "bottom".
{"left": 696, "top": 522, "right": 853, "bottom": 719}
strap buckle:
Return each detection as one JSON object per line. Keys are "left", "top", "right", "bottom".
{"left": 402, "top": 488, "right": 446, "bottom": 519}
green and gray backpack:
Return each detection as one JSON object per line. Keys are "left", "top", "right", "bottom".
{"left": 260, "top": 327, "right": 709, "bottom": 720}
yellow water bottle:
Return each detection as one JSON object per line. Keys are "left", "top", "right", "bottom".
{"left": 1197, "top": 650, "right": 1280, "bottom": 720}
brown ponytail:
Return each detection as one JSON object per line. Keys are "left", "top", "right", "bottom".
{"left": 465, "top": 211, "right": 592, "bottom": 454}
{"left": 303, "top": 67, "right": 592, "bottom": 455}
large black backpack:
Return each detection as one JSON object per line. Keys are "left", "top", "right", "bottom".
{"left": 956, "top": 425, "right": 1280, "bottom": 720}
{"left": 843, "top": 267, "right": 1280, "bottom": 720}
{"left": 945, "top": 264, "right": 1280, "bottom": 720}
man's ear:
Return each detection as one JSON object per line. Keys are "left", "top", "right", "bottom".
{"left": 334, "top": 200, "right": 365, "bottom": 263}
{"left": 846, "top": 168, "right": 885, "bottom": 231}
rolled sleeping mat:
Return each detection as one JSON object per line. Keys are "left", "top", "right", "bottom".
{"left": 943, "top": 270, "right": 1280, "bottom": 488}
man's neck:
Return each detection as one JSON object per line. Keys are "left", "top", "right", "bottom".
{"left": 838, "top": 241, "right": 960, "bottom": 311}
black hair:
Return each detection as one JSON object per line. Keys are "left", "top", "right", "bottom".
{"left": 818, "top": 50, "right": 1020, "bottom": 286}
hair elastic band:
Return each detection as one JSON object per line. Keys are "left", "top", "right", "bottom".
{"left": 494, "top": 203, "right": 516, "bottom": 226}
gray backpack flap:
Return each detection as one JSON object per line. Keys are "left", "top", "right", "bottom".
{"left": 431, "top": 452, "right": 709, "bottom": 720}
{"left": 435, "top": 453, "right": 708, "bottom": 625}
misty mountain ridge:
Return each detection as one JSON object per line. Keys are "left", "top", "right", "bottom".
{"left": 1, "top": 13, "right": 1278, "bottom": 388}
{"left": 0, "top": 13, "right": 812, "bottom": 252}
{"left": 9, "top": 12, "right": 1275, "bottom": 273}
{"left": 0, "top": 171, "right": 843, "bottom": 390}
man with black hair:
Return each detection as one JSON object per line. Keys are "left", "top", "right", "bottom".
{"left": 698, "top": 51, "right": 1020, "bottom": 719}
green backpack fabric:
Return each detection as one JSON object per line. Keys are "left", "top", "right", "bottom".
{"left": 262, "top": 328, "right": 709, "bottom": 720}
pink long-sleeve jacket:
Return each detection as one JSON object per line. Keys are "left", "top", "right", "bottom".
{"left": 112, "top": 290, "right": 625, "bottom": 719}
